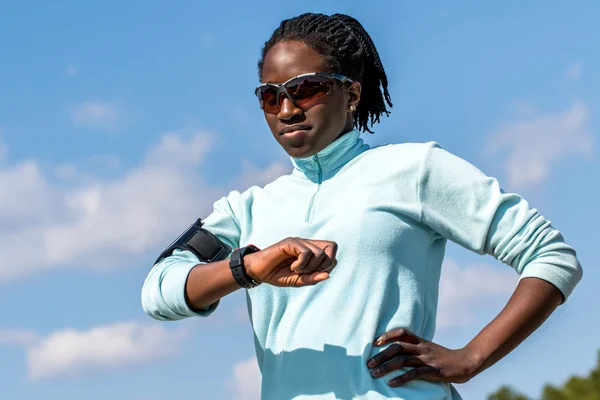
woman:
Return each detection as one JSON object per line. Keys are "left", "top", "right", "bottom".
{"left": 142, "top": 13, "right": 582, "bottom": 400}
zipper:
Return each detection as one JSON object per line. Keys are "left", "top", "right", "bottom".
{"left": 304, "top": 154, "right": 323, "bottom": 223}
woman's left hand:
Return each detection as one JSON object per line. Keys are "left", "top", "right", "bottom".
{"left": 367, "top": 328, "right": 481, "bottom": 387}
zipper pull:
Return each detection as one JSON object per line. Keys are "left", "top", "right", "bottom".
{"left": 313, "top": 154, "right": 323, "bottom": 183}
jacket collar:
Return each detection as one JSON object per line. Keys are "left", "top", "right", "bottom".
{"left": 290, "top": 129, "right": 369, "bottom": 181}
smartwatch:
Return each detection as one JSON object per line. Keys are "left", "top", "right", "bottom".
{"left": 230, "top": 245, "right": 261, "bottom": 289}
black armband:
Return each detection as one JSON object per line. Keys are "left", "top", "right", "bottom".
{"left": 154, "top": 218, "right": 232, "bottom": 265}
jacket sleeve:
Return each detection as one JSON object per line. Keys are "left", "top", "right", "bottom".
{"left": 417, "top": 142, "right": 582, "bottom": 302}
{"left": 141, "top": 192, "right": 243, "bottom": 321}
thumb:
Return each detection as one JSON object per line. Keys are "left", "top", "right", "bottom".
{"left": 295, "top": 271, "right": 330, "bottom": 286}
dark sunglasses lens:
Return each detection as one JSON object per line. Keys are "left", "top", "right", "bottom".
{"left": 287, "top": 76, "right": 334, "bottom": 106}
{"left": 257, "top": 76, "right": 336, "bottom": 114}
{"left": 258, "top": 87, "right": 280, "bottom": 113}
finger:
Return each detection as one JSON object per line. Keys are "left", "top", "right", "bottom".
{"left": 310, "top": 241, "right": 338, "bottom": 272}
{"left": 307, "top": 240, "right": 338, "bottom": 260}
{"left": 319, "top": 258, "right": 337, "bottom": 273}
{"left": 367, "top": 342, "right": 421, "bottom": 369}
{"left": 388, "top": 366, "right": 440, "bottom": 387}
{"left": 295, "top": 239, "right": 337, "bottom": 274}
{"left": 294, "top": 271, "right": 330, "bottom": 286}
{"left": 286, "top": 239, "right": 314, "bottom": 273}
{"left": 370, "top": 356, "right": 424, "bottom": 378}
{"left": 294, "top": 238, "right": 328, "bottom": 274}
{"left": 374, "top": 328, "right": 422, "bottom": 346}
{"left": 310, "top": 245, "right": 337, "bottom": 273}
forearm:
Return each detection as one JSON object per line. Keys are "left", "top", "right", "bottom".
{"left": 185, "top": 259, "right": 242, "bottom": 310}
{"left": 463, "top": 277, "right": 563, "bottom": 376}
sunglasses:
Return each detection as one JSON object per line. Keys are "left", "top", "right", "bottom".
{"left": 255, "top": 72, "right": 353, "bottom": 114}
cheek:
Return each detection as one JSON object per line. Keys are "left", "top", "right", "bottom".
{"left": 316, "top": 96, "right": 347, "bottom": 130}
{"left": 264, "top": 113, "right": 279, "bottom": 133}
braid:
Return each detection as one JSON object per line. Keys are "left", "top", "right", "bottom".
{"left": 258, "top": 13, "right": 392, "bottom": 133}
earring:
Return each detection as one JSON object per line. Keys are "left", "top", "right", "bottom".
{"left": 349, "top": 105, "right": 357, "bottom": 112}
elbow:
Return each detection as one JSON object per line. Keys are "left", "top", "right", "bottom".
{"left": 141, "top": 280, "right": 169, "bottom": 321}
{"left": 140, "top": 268, "right": 180, "bottom": 321}
{"left": 570, "top": 256, "right": 583, "bottom": 292}
{"left": 142, "top": 303, "right": 165, "bottom": 321}
{"left": 557, "top": 257, "right": 582, "bottom": 304}
{"left": 522, "top": 250, "right": 583, "bottom": 304}
{"left": 140, "top": 260, "right": 197, "bottom": 322}
{"left": 552, "top": 244, "right": 584, "bottom": 301}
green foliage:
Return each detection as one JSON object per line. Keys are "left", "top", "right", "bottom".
{"left": 488, "top": 351, "right": 600, "bottom": 400}
{"left": 487, "top": 385, "right": 529, "bottom": 400}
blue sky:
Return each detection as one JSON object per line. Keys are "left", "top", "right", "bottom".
{"left": 0, "top": 1, "right": 598, "bottom": 399}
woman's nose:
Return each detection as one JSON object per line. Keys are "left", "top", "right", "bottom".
{"left": 278, "top": 96, "right": 303, "bottom": 121}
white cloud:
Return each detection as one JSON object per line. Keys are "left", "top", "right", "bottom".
{"left": 0, "top": 328, "right": 38, "bottom": 346}
{"left": 145, "top": 131, "right": 215, "bottom": 167}
{"left": 54, "top": 164, "right": 80, "bottom": 180}
{"left": 0, "top": 161, "right": 66, "bottom": 231}
{"left": 437, "top": 259, "right": 517, "bottom": 329}
{"left": 71, "top": 100, "right": 120, "bottom": 130}
{"left": 486, "top": 102, "right": 593, "bottom": 188}
{"left": 566, "top": 63, "right": 582, "bottom": 80}
{"left": 0, "top": 128, "right": 288, "bottom": 283}
{"left": 228, "top": 357, "right": 261, "bottom": 400}
{"left": 26, "top": 321, "right": 187, "bottom": 380}
{"left": 54, "top": 155, "right": 121, "bottom": 182}
{"left": 233, "top": 159, "right": 291, "bottom": 191}
{"left": 66, "top": 65, "right": 79, "bottom": 77}
{"left": 53, "top": 154, "right": 121, "bottom": 183}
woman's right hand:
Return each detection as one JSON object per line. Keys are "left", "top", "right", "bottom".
{"left": 243, "top": 237, "right": 338, "bottom": 287}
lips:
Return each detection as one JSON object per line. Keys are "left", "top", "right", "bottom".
{"left": 279, "top": 125, "right": 312, "bottom": 136}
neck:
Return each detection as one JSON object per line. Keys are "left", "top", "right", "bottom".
{"left": 290, "top": 128, "right": 369, "bottom": 182}
{"left": 335, "top": 122, "right": 356, "bottom": 141}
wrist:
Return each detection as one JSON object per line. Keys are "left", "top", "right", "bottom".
{"left": 458, "top": 344, "right": 487, "bottom": 379}
{"left": 229, "top": 246, "right": 261, "bottom": 289}
{"left": 242, "top": 252, "right": 262, "bottom": 284}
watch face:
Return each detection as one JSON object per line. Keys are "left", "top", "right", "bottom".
{"left": 242, "top": 245, "right": 260, "bottom": 255}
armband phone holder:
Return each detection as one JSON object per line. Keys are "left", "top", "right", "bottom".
{"left": 154, "top": 218, "right": 232, "bottom": 265}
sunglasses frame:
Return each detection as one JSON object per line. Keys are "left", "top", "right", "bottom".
{"left": 255, "top": 72, "right": 354, "bottom": 113}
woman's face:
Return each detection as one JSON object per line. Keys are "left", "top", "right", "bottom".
{"left": 260, "top": 41, "right": 360, "bottom": 159}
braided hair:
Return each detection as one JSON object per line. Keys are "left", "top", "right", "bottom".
{"left": 258, "top": 13, "right": 393, "bottom": 133}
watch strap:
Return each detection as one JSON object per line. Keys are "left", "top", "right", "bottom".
{"left": 230, "top": 245, "right": 261, "bottom": 289}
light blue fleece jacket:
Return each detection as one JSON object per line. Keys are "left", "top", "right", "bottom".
{"left": 141, "top": 129, "right": 582, "bottom": 400}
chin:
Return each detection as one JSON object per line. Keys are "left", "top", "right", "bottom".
{"left": 275, "top": 128, "right": 333, "bottom": 158}
{"left": 284, "top": 145, "right": 315, "bottom": 159}
{"left": 278, "top": 136, "right": 319, "bottom": 159}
